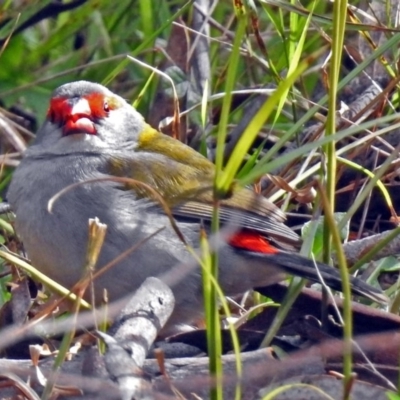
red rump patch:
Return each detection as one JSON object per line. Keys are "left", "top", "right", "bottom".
{"left": 229, "top": 231, "right": 279, "bottom": 254}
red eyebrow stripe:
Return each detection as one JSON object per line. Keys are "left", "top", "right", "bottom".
{"left": 83, "top": 93, "right": 108, "bottom": 118}
{"left": 47, "top": 97, "right": 70, "bottom": 120}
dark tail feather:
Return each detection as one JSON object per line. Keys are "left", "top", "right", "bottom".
{"left": 264, "top": 251, "right": 388, "bottom": 304}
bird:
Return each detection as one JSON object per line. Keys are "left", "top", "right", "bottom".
{"left": 7, "top": 80, "right": 386, "bottom": 331}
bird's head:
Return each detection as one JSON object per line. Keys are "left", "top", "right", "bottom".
{"left": 32, "top": 81, "right": 145, "bottom": 154}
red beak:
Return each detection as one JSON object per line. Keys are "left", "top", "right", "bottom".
{"left": 49, "top": 97, "right": 96, "bottom": 135}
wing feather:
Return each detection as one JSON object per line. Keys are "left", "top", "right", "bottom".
{"left": 108, "top": 131, "right": 301, "bottom": 249}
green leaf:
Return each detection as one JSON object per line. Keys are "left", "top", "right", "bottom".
{"left": 302, "top": 213, "right": 349, "bottom": 255}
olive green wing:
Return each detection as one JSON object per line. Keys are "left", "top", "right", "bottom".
{"left": 110, "top": 127, "right": 300, "bottom": 248}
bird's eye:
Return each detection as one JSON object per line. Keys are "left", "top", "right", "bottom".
{"left": 103, "top": 101, "right": 110, "bottom": 113}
